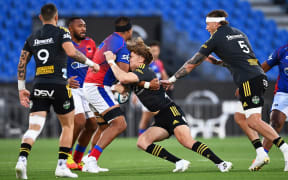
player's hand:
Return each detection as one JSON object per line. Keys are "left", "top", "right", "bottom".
{"left": 149, "top": 78, "right": 160, "bottom": 90}
{"left": 19, "top": 89, "right": 30, "bottom": 108}
{"left": 104, "top": 51, "right": 116, "bottom": 62}
{"left": 205, "top": 55, "right": 223, "bottom": 65}
{"left": 160, "top": 80, "right": 173, "bottom": 91}
{"left": 68, "top": 76, "right": 80, "bottom": 89}
{"left": 91, "top": 63, "right": 100, "bottom": 73}
{"left": 113, "top": 84, "right": 126, "bottom": 94}
{"left": 235, "top": 88, "right": 239, "bottom": 98}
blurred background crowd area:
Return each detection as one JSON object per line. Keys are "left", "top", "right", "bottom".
{"left": 1, "top": 0, "right": 288, "bottom": 138}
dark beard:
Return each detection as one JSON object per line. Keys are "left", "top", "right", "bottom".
{"left": 74, "top": 34, "right": 85, "bottom": 41}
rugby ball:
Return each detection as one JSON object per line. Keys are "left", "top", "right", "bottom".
{"left": 114, "top": 91, "right": 131, "bottom": 104}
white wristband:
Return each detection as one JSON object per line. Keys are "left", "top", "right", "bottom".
{"left": 168, "top": 76, "right": 177, "bottom": 83}
{"left": 144, "top": 82, "right": 150, "bottom": 89}
{"left": 18, "top": 80, "right": 26, "bottom": 90}
{"left": 111, "top": 85, "right": 116, "bottom": 91}
{"left": 85, "top": 58, "right": 95, "bottom": 67}
{"left": 108, "top": 60, "right": 116, "bottom": 66}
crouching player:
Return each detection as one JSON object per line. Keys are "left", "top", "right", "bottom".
{"left": 103, "top": 38, "right": 232, "bottom": 172}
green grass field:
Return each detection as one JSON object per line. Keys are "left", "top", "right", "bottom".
{"left": 1, "top": 137, "right": 287, "bottom": 180}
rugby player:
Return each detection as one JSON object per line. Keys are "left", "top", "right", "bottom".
{"left": 137, "top": 41, "right": 170, "bottom": 136}
{"left": 65, "top": 17, "right": 108, "bottom": 172}
{"left": 15, "top": 4, "right": 99, "bottom": 179}
{"left": 161, "top": 9, "right": 288, "bottom": 172}
{"left": 103, "top": 38, "right": 232, "bottom": 173}
{"left": 82, "top": 16, "right": 159, "bottom": 173}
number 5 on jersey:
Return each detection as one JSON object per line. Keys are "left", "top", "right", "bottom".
{"left": 238, "top": 41, "right": 250, "bottom": 53}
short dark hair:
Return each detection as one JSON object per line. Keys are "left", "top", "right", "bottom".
{"left": 114, "top": 16, "right": 131, "bottom": 32}
{"left": 127, "top": 37, "right": 153, "bottom": 65}
{"left": 148, "top": 41, "right": 160, "bottom": 48}
{"left": 206, "top": 9, "right": 229, "bottom": 25}
{"left": 67, "top": 17, "right": 82, "bottom": 26}
{"left": 41, "top": 3, "right": 57, "bottom": 21}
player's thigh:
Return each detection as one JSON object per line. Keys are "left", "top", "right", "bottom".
{"left": 139, "top": 126, "right": 169, "bottom": 144}
{"left": 83, "top": 84, "right": 118, "bottom": 115}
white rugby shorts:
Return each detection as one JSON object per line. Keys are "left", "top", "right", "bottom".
{"left": 271, "top": 92, "right": 288, "bottom": 120}
{"left": 72, "top": 88, "right": 94, "bottom": 118}
{"left": 83, "top": 83, "right": 118, "bottom": 114}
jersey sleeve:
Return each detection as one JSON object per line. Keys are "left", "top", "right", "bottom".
{"left": 22, "top": 36, "right": 32, "bottom": 53}
{"left": 266, "top": 47, "right": 282, "bottom": 67}
{"left": 133, "top": 65, "right": 151, "bottom": 82}
{"left": 59, "top": 26, "right": 72, "bottom": 44}
{"left": 199, "top": 34, "right": 218, "bottom": 56}
{"left": 115, "top": 47, "right": 130, "bottom": 64}
{"left": 155, "top": 60, "right": 165, "bottom": 72}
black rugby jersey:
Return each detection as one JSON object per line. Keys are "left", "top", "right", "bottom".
{"left": 23, "top": 24, "right": 72, "bottom": 84}
{"left": 132, "top": 64, "right": 172, "bottom": 112}
{"left": 199, "top": 24, "right": 265, "bottom": 85}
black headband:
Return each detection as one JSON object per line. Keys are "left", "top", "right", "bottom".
{"left": 115, "top": 23, "right": 132, "bottom": 32}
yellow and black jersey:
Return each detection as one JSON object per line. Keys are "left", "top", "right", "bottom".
{"left": 23, "top": 24, "right": 72, "bottom": 85}
{"left": 132, "top": 64, "right": 172, "bottom": 112}
{"left": 199, "top": 24, "right": 265, "bottom": 86}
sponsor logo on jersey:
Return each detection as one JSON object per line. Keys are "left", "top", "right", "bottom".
{"left": 36, "top": 65, "right": 54, "bottom": 75}
{"left": 268, "top": 54, "right": 273, "bottom": 60}
{"left": 121, "top": 54, "right": 130, "bottom": 62}
{"left": 252, "top": 96, "right": 260, "bottom": 104}
{"left": 284, "top": 67, "right": 288, "bottom": 76}
{"left": 71, "top": 62, "right": 88, "bottom": 69}
{"left": 135, "top": 69, "right": 144, "bottom": 74}
{"left": 226, "top": 34, "right": 243, "bottom": 40}
{"left": 63, "top": 33, "right": 71, "bottom": 39}
{"left": 286, "top": 56, "right": 288, "bottom": 60}
{"left": 63, "top": 100, "right": 71, "bottom": 110}
{"left": 34, "top": 89, "right": 55, "bottom": 98}
{"left": 274, "top": 104, "right": 278, "bottom": 107}
{"left": 33, "top": 38, "right": 54, "bottom": 46}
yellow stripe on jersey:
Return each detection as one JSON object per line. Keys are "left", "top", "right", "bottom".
{"left": 66, "top": 85, "right": 72, "bottom": 98}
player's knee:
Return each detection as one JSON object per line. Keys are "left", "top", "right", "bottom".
{"left": 234, "top": 113, "right": 245, "bottom": 125}
{"left": 137, "top": 135, "right": 149, "bottom": 150}
{"left": 23, "top": 115, "right": 45, "bottom": 141}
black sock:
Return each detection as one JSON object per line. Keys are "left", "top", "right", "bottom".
{"left": 251, "top": 139, "right": 262, "bottom": 150}
{"left": 58, "top": 147, "right": 70, "bottom": 160}
{"left": 192, "top": 141, "right": 223, "bottom": 164}
{"left": 19, "top": 143, "right": 32, "bottom": 158}
{"left": 273, "top": 137, "right": 285, "bottom": 148}
{"left": 146, "top": 144, "right": 180, "bottom": 163}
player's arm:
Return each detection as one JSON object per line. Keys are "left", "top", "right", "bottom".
{"left": 161, "top": 52, "right": 206, "bottom": 87}
{"left": 17, "top": 50, "right": 32, "bottom": 108}
{"left": 104, "top": 51, "right": 139, "bottom": 84}
{"left": 261, "top": 61, "right": 272, "bottom": 73}
{"left": 62, "top": 42, "right": 99, "bottom": 72}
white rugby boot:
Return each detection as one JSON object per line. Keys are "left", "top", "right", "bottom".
{"left": 82, "top": 156, "right": 99, "bottom": 173}
{"left": 173, "top": 159, "right": 190, "bottom": 172}
{"left": 249, "top": 147, "right": 270, "bottom": 171}
{"left": 15, "top": 156, "right": 28, "bottom": 179}
{"left": 55, "top": 159, "right": 78, "bottom": 178}
{"left": 217, "top": 161, "right": 233, "bottom": 172}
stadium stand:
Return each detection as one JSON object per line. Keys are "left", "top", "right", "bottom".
{"left": 0, "top": 0, "right": 287, "bottom": 82}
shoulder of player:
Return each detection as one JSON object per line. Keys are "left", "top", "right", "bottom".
{"left": 57, "top": 26, "right": 70, "bottom": 33}
{"left": 134, "top": 64, "right": 149, "bottom": 73}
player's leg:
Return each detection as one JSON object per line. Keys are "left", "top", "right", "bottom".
{"left": 234, "top": 108, "right": 268, "bottom": 170}
{"left": 67, "top": 89, "right": 87, "bottom": 170}
{"left": 16, "top": 111, "right": 46, "bottom": 179}
{"left": 262, "top": 92, "right": 288, "bottom": 154}
{"left": 137, "top": 126, "right": 190, "bottom": 173}
{"left": 83, "top": 85, "right": 126, "bottom": 173}
{"left": 239, "top": 77, "right": 288, "bottom": 171}
{"left": 53, "top": 85, "right": 77, "bottom": 178}
{"left": 262, "top": 110, "right": 286, "bottom": 152}
{"left": 138, "top": 106, "right": 154, "bottom": 136}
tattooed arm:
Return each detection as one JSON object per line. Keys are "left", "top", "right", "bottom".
{"left": 62, "top": 42, "right": 100, "bottom": 72}
{"left": 160, "top": 52, "right": 207, "bottom": 89}
{"left": 18, "top": 50, "right": 32, "bottom": 108}
{"left": 18, "top": 50, "right": 32, "bottom": 80}
{"left": 174, "top": 52, "right": 206, "bottom": 79}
